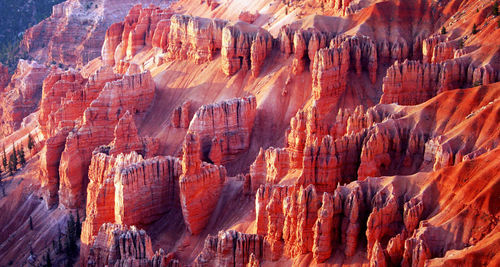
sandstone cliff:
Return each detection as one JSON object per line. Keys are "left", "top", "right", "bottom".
{"left": 188, "top": 96, "right": 257, "bottom": 165}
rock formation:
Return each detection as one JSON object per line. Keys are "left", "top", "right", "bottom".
{"left": 86, "top": 223, "right": 153, "bottom": 266}
{"left": 221, "top": 22, "right": 272, "bottom": 76}
{"left": 179, "top": 133, "right": 226, "bottom": 234}
{"left": 0, "top": 60, "right": 48, "bottom": 136}
{"left": 166, "top": 14, "right": 227, "bottom": 63}
{"left": 188, "top": 96, "right": 257, "bottom": 164}
{"left": 58, "top": 70, "right": 155, "bottom": 208}
{"left": 194, "top": 230, "right": 264, "bottom": 266}
{"left": 171, "top": 101, "right": 192, "bottom": 128}
{"left": 20, "top": 0, "right": 169, "bottom": 67}
{"left": 82, "top": 151, "right": 180, "bottom": 262}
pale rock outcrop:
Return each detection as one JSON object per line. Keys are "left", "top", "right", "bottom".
{"left": 221, "top": 22, "right": 272, "bottom": 76}
{"left": 179, "top": 133, "right": 226, "bottom": 234}
{"left": 21, "top": 1, "right": 168, "bottom": 67}
{"left": 0, "top": 60, "right": 48, "bottom": 136}
{"left": 167, "top": 14, "right": 228, "bottom": 63}
{"left": 86, "top": 223, "right": 153, "bottom": 267}
{"left": 58, "top": 70, "right": 155, "bottom": 208}
{"left": 194, "top": 230, "right": 264, "bottom": 267}
{"left": 188, "top": 96, "right": 257, "bottom": 164}
{"left": 0, "top": 63, "right": 9, "bottom": 89}
{"left": 422, "top": 34, "right": 447, "bottom": 64}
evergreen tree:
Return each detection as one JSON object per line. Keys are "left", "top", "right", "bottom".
{"left": 11, "top": 143, "right": 17, "bottom": 168}
{"left": 76, "top": 210, "right": 81, "bottom": 237}
{"left": 27, "top": 133, "right": 35, "bottom": 151}
{"left": 493, "top": 1, "right": 499, "bottom": 16}
{"left": 45, "top": 249, "right": 52, "bottom": 267}
{"left": 472, "top": 23, "right": 478, "bottom": 34}
{"left": 19, "top": 145, "right": 26, "bottom": 165}
{"left": 441, "top": 26, "right": 447, "bottom": 34}
{"left": 2, "top": 146, "right": 7, "bottom": 172}
{"left": 29, "top": 216, "right": 33, "bottom": 230}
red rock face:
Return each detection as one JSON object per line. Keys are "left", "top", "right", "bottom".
{"left": 167, "top": 14, "right": 227, "bottom": 63}
{"left": 381, "top": 57, "right": 499, "bottom": 105}
{"left": 0, "top": 60, "right": 48, "bottom": 136}
{"left": 58, "top": 70, "right": 155, "bottom": 208}
{"left": 194, "top": 230, "right": 264, "bottom": 266}
{"left": 171, "top": 101, "right": 192, "bottom": 128}
{"left": 221, "top": 22, "right": 272, "bottom": 76}
{"left": 81, "top": 150, "right": 180, "bottom": 263}
{"left": 179, "top": 133, "right": 226, "bottom": 234}
{"left": 38, "top": 66, "right": 119, "bottom": 207}
{"left": 238, "top": 11, "right": 260, "bottom": 24}
{"left": 20, "top": 0, "right": 169, "bottom": 67}
{"left": 188, "top": 96, "right": 257, "bottom": 164}
{"left": 86, "top": 223, "right": 154, "bottom": 266}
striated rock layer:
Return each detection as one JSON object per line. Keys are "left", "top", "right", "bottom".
{"left": 179, "top": 133, "right": 226, "bottom": 234}
{"left": 188, "top": 96, "right": 257, "bottom": 165}
{"left": 0, "top": 60, "right": 48, "bottom": 136}
{"left": 58, "top": 70, "right": 155, "bottom": 208}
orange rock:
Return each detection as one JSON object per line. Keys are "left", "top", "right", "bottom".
{"left": 179, "top": 133, "right": 226, "bottom": 234}
{"left": 188, "top": 96, "right": 257, "bottom": 164}
{"left": 86, "top": 223, "right": 153, "bottom": 266}
{"left": 167, "top": 14, "right": 227, "bottom": 63}
{"left": 58, "top": 70, "right": 155, "bottom": 208}
{"left": 171, "top": 101, "right": 192, "bottom": 128}
{"left": 238, "top": 11, "right": 260, "bottom": 24}
{"left": 358, "top": 120, "right": 427, "bottom": 179}
{"left": 81, "top": 150, "right": 180, "bottom": 264}
{"left": 380, "top": 60, "right": 441, "bottom": 105}
{"left": 221, "top": 22, "right": 272, "bottom": 76}
{"left": 312, "top": 192, "right": 335, "bottom": 263}
{"left": 370, "top": 241, "right": 389, "bottom": 267}
{"left": 194, "top": 230, "right": 264, "bottom": 266}
{"left": 0, "top": 60, "right": 48, "bottom": 136}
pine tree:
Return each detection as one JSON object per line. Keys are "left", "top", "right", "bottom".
{"left": 27, "top": 133, "right": 35, "bottom": 151}
{"left": 472, "top": 24, "right": 478, "bottom": 34}
{"left": 76, "top": 210, "right": 81, "bottom": 237}
{"left": 2, "top": 146, "right": 7, "bottom": 172}
{"left": 441, "top": 26, "right": 447, "bottom": 34}
{"left": 19, "top": 145, "right": 25, "bottom": 165}
{"left": 45, "top": 249, "right": 52, "bottom": 267}
{"left": 11, "top": 143, "right": 17, "bottom": 168}
{"left": 29, "top": 216, "right": 33, "bottom": 230}
{"left": 493, "top": 1, "right": 499, "bottom": 16}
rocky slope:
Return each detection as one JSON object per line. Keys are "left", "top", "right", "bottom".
{"left": 0, "top": 0, "right": 499, "bottom": 266}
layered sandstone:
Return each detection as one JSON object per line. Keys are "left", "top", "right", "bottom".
{"left": 86, "top": 223, "right": 153, "bottom": 266}
{"left": 188, "top": 96, "right": 257, "bottom": 164}
{"left": 58, "top": 70, "right": 155, "bottom": 208}
{"left": 82, "top": 151, "right": 180, "bottom": 263}
{"left": 179, "top": 133, "right": 226, "bottom": 234}
{"left": 221, "top": 22, "right": 272, "bottom": 76}
{"left": 39, "top": 66, "right": 119, "bottom": 207}
{"left": 166, "top": 14, "right": 227, "bottom": 63}
{"left": 20, "top": 0, "right": 168, "bottom": 66}
{"left": 0, "top": 60, "right": 48, "bottom": 136}
{"left": 171, "top": 101, "right": 192, "bottom": 128}
{"left": 194, "top": 230, "right": 264, "bottom": 266}
{"left": 358, "top": 120, "right": 427, "bottom": 179}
